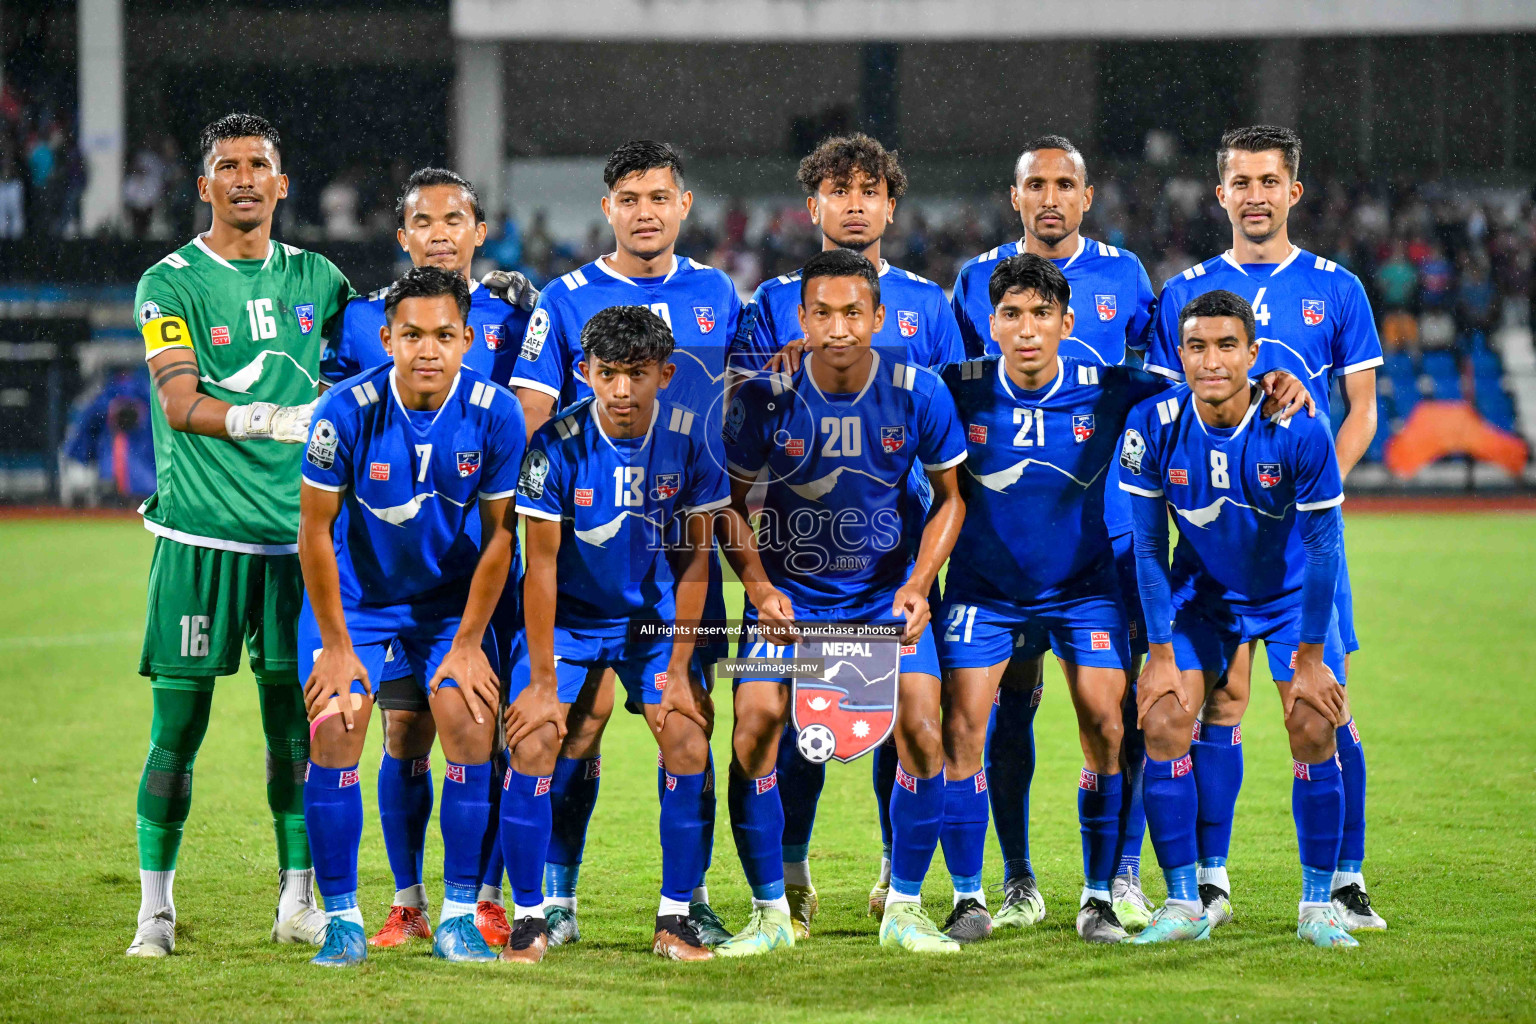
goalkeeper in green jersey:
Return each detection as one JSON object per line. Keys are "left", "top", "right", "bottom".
{"left": 126, "top": 114, "right": 356, "bottom": 958}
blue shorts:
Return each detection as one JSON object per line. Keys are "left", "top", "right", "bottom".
{"left": 1169, "top": 598, "right": 1348, "bottom": 685}
{"left": 378, "top": 576, "right": 524, "bottom": 682}
{"left": 1335, "top": 544, "right": 1359, "bottom": 654}
{"left": 934, "top": 587, "right": 1132, "bottom": 672}
{"left": 507, "top": 626, "right": 700, "bottom": 709}
{"left": 734, "top": 602, "right": 941, "bottom": 686}
{"left": 297, "top": 596, "right": 499, "bottom": 699}
{"left": 1111, "top": 531, "right": 1150, "bottom": 659}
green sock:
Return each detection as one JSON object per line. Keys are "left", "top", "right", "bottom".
{"left": 136, "top": 682, "right": 213, "bottom": 872}
{"left": 256, "top": 673, "right": 312, "bottom": 871}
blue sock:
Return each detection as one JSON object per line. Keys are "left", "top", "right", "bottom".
{"left": 1116, "top": 683, "right": 1146, "bottom": 878}
{"left": 481, "top": 748, "right": 507, "bottom": 893}
{"left": 874, "top": 740, "right": 898, "bottom": 854}
{"left": 304, "top": 762, "right": 363, "bottom": 907}
{"left": 1293, "top": 756, "right": 1344, "bottom": 904}
{"left": 498, "top": 768, "right": 552, "bottom": 910}
{"left": 939, "top": 770, "right": 989, "bottom": 895}
{"left": 659, "top": 769, "right": 708, "bottom": 904}
{"left": 1143, "top": 754, "right": 1199, "bottom": 901}
{"left": 986, "top": 683, "right": 1040, "bottom": 880}
{"left": 1191, "top": 722, "right": 1243, "bottom": 864}
{"left": 439, "top": 760, "right": 495, "bottom": 919}
{"left": 777, "top": 724, "right": 825, "bottom": 860}
{"left": 699, "top": 750, "right": 716, "bottom": 885}
{"left": 547, "top": 755, "right": 601, "bottom": 892}
{"left": 376, "top": 751, "right": 432, "bottom": 893}
{"left": 728, "top": 769, "right": 785, "bottom": 901}
{"left": 1336, "top": 719, "right": 1367, "bottom": 868}
{"left": 1078, "top": 769, "right": 1123, "bottom": 897}
{"left": 889, "top": 763, "right": 945, "bottom": 899}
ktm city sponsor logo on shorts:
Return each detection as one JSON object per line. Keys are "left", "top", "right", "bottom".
{"left": 575, "top": 488, "right": 593, "bottom": 506}
{"left": 1091, "top": 631, "right": 1111, "bottom": 651}
{"left": 1290, "top": 651, "right": 1298, "bottom": 669}
{"left": 1293, "top": 760, "right": 1312, "bottom": 781}
{"left": 1031, "top": 684, "right": 1044, "bottom": 707}
{"left": 900, "top": 644, "right": 917, "bottom": 657}
{"left": 665, "top": 773, "right": 677, "bottom": 792}
{"left": 756, "top": 771, "right": 778, "bottom": 795}
{"left": 654, "top": 671, "right": 667, "bottom": 690}
{"left": 969, "top": 423, "right": 988, "bottom": 444}
{"left": 1232, "top": 724, "right": 1242, "bottom": 744}
{"left": 370, "top": 462, "right": 390, "bottom": 481}
{"left": 446, "top": 764, "right": 466, "bottom": 784}
{"left": 339, "top": 769, "right": 360, "bottom": 788}
{"left": 411, "top": 756, "right": 431, "bottom": 776}
{"left": 1192, "top": 720, "right": 1203, "bottom": 741}
{"left": 993, "top": 688, "right": 1001, "bottom": 706}
{"left": 658, "top": 750, "right": 666, "bottom": 768}
{"left": 896, "top": 765, "right": 918, "bottom": 793}
{"left": 535, "top": 776, "right": 552, "bottom": 797}
{"left": 586, "top": 756, "right": 603, "bottom": 779}
{"left": 1169, "top": 468, "right": 1189, "bottom": 485}
{"left": 1171, "top": 754, "right": 1192, "bottom": 778}
{"left": 503, "top": 768, "right": 513, "bottom": 790}
{"left": 974, "top": 770, "right": 988, "bottom": 794}
{"left": 1348, "top": 720, "right": 1360, "bottom": 744}
{"left": 1079, "top": 768, "right": 1099, "bottom": 792}
{"left": 211, "top": 325, "right": 231, "bottom": 346}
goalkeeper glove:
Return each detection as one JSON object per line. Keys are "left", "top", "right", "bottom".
{"left": 480, "top": 269, "right": 540, "bottom": 312}
{"left": 225, "top": 400, "right": 315, "bottom": 444}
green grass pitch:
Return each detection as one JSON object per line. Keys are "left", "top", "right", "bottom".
{"left": 1, "top": 513, "right": 1533, "bottom": 1023}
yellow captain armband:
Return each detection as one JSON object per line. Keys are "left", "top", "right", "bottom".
{"left": 141, "top": 315, "right": 193, "bottom": 358}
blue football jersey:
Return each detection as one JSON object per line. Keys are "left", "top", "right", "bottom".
{"left": 724, "top": 350, "right": 967, "bottom": 613}
{"left": 1117, "top": 385, "right": 1344, "bottom": 618}
{"left": 508, "top": 255, "right": 742, "bottom": 444}
{"left": 1146, "top": 247, "right": 1384, "bottom": 410}
{"left": 951, "top": 236, "right": 1156, "bottom": 366}
{"left": 301, "top": 364, "right": 526, "bottom": 611}
{"left": 943, "top": 355, "right": 1166, "bottom": 606}
{"left": 515, "top": 396, "right": 729, "bottom": 636}
{"left": 321, "top": 280, "right": 531, "bottom": 387}
{"left": 735, "top": 260, "right": 964, "bottom": 372}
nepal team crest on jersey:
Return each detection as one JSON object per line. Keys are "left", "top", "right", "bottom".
{"left": 693, "top": 306, "right": 715, "bottom": 333}
{"left": 1095, "top": 294, "right": 1117, "bottom": 321}
{"left": 457, "top": 451, "right": 481, "bottom": 477}
{"left": 482, "top": 324, "right": 505, "bottom": 350}
{"left": 651, "top": 473, "right": 680, "bottom": 500}
{"left": 880, "top": 425, "right": 906, "bottom": 453}
{"left": 1257, "top": 462, "right": 1283, "bottom": 488}
{"left": 792, "top": 631, "right": 900, "bottom": 763}
{"left": 1302, "top": 299, "right": 1325, "bottom": 326}
{"left": 897, "top": 310, "right": 919, "bottom": 338}
{"left": 294, "top": 304, "right": 315, "bottom": 334}
{"left": 1073, "top": 414, "right": 1095, "bottom": 442}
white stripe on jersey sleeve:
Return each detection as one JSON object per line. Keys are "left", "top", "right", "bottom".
{"left": 507, "top": 376, "right": 561, "bottom": 400}
{"left": 1119, "top": 482, "right": 1164, "bottom": 497}
{"left": 923, "top": 451, "right": 967, "bottom": 472}
{"left": 302, "top": 478, "right": 347, "bottom": 493}
{"left": 1296, "top": 493, "right": 1346, "bottom": 511}
{"left": 515, "top": 504, "right": 563, "bottom": 521}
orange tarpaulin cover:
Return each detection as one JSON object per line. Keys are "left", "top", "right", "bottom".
{"left": 1383, "top": 401, "right": 1529, "bottom": 478}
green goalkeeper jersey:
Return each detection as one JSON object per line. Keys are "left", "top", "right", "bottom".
{"left": 135, "top": 236, "right": 356, "bottom": 553}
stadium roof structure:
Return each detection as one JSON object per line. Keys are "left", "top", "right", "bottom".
{"left": 453, "top": 0, "right": 1536, "bottom": 41}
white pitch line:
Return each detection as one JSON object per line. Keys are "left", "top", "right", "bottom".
{"left": 0, "top": 630, "right": 140, "bottom": 650}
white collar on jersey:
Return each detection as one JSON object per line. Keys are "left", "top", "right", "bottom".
{"left": 1219, "top": 245, "right": 1302, "bottom": 277}
{"left": 997, "top": 354, "right": 1065, "bottom": 404}
{"left": 804, "top": 349, "right": 881, "bottom": 407}
{"left": 1193, "top": 383, "right": 1263, "bottom": 439}
{"left": 1014, "top": 234, "right": 1086, "bottom": 270}
{"left": 388, "top": 367, "right": 462, "bottom": 427}
{"left": 589, "top": 396, "right": 660, "bottom": 452}
{"left": 595, "top": 253, "right": 680, "bottom": 286}
{"left": 193, "top": 233, "right": 275, "bottom": 272}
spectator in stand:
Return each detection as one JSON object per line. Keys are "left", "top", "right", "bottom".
{"left": 1455, "top": 257, "right": 1498, "bottom": 339}
{"left": 1375, "top": 240, "right": 1418, "bottom": 312}
{"left": 320, "top": 168, "right": 364, "bottom": 241}
{"left": 0, "top": 142, "right": 23, "bottom": 239}
{"left": 124, "top": 145, "right": 167, "bottom": 238}
{"left": 1418, "top": 242, "right": 1455, "bottom": 311}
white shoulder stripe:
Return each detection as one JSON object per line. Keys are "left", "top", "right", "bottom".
{"left": 776, "top": 274, "right": 792, "bottom": 285}
{"left": 554, "top": 414, "right": 581, "bottom": 439}
{"left": 1155, "top": 396, "right": 1181, "bottom": 425}
{"left": 469, "top": 380, "right": 494, "bottom": 408}
{"left": 162, "top": 252, "right": 189, "bottom": 269}
{"left": 281, "top": 242, "right": 302, "bottom": 256}
{"left": 1097, "top": 242, "right": 1109, "bottom": 257}
{"left": 891, "top": 362, "right": 916, "bottom": 390}
{"left": 667, "top": 406, "right": 695, "bottom": 434}
{"left": 1077, "top": 364, "right": 1099, "bottom": 385}
{"left": 1108, "top": 244, "right": 1120, "bottom": 257}
{"left": 559, "top": 272, "right": 576, "bottom": 290}
{"left": 571, "top": 268, "right": 588, "bottom": 287}
{"left": 352, "top": 380, "right": 381, "bottom": 406}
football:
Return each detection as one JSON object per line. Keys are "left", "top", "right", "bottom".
{"left": 796, "top": 723, "right": 837, "bottom": 764}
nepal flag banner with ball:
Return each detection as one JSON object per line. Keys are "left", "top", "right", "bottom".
{"left": 792, "top": 628, "right": 900, "bottom": 763}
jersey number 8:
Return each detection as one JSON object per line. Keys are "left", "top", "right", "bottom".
{"left": 1210, "top": 450, "right": 1230, "bottom": 489}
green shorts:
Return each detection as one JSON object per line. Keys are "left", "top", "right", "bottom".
{"left": 139, "top": 536, "right": 302, "bottom": 681}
